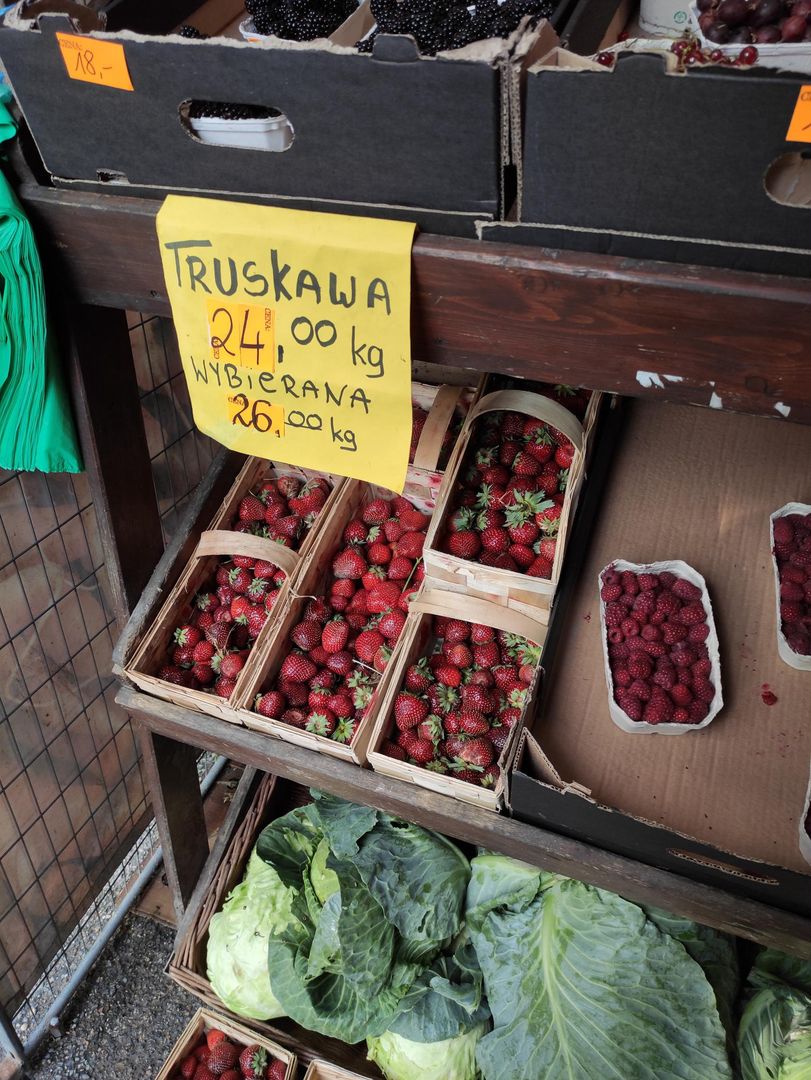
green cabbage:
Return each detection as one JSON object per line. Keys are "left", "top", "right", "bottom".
{"left": 206, "top": 850, "right": 293, "bottom": 1020}
{"left": 465, "top": 853, "right": 733, "bottom": 1080}
{"left": 739, "top": 949, "right": 811, "bottom": 1080}
{"left": 368, "top": 1023, "right": 487, "bottom": 1080}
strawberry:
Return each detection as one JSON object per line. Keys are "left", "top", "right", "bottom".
{"left": 282, "top": 707, "right": 307, "bottom": 728}
{"left": 374, "top": 644, "right": 392, "bottom": 673}
{"left": 399, "top": 731, "right": 435, "bottom": 763}
{"left": 289, "top": 483, "right": 327, "bottom": 517}
{"left": 382, "top": 739, "right": 406, "bottom": 760}
{"left": 331, "top": 579, "right": 356, "bottom": 600}
{"left": 326, "top": 692, "right": 354, "bottom": 719}
{"left": 308, "top": 686, "right": 332, "bottom": 711}
{"left": 367, "top": 580, "right": 402, "bottom": 612}
{"left": 343, "top": 519, "right": 368, "bottom": 545}
{"left": 291, "top": 620, "right": 322, "bottom": 651}
{"left": 395, "top": 531, "right": 426, "bottom": 559}
{"left": 174, "top": 624, "right": 202, "bottom": 648}
{"left": 379, "top": 609, "right": 406, "bottom": 642}
{"left": 435, "top": 663, "right": 462, "bottom": 688}
{"left": 363, "top": 498, "right": 391, "bottom": 525}
{"left": 368, "top": 540, "right": 392, "bottom": 565}
{"left": 180, "top": 1055, "right": 198, "bottom": 1079}
{"left": 387, "top": 555, "right": 414, "bottom": 581}
{"left": 446, "top": 643, "right": 473, "bottom": 668}
{"left": 536, "top": 537, "right": 557, "bottom": 563}
{"left": 332, "top": 548, "right": 368, "bottom": 579}
{"left": 280, "top": 652, "right": 317, "bottom": 683}
{"left": 193, "top": 1067, "right": 216, "bottom": 1080}
{"left": 333, "top": 717, "right": 357, "bottom": 743}
{"left": 322, "top": 618, "right": 350, "bottom": 654}
{"left": 405, "top": 659, "right": 433, "bottom": 692}
{"left": 461, "top": 684, "right": 495, "bottom": 713}
{"left": 395, "top": 692, "right": 429, "bottom": 730}
{"left": 473, "top": 641, "right": 500, "bottom": 668}
{"left": 355, "top": 629, "right": 384, "bottom": 664}
{"left": 480, "top": 527, "right": 510, "bottom": 554}
{"left": 400, "top": 507, "right": 429, "bottom": 531}
{"left": 157, "top": 665, "right": 189, "bottom": 685}
{"left": 455, "top": 737, "right": 495, "bottom": 767}
{"left": 306, "top": 709, "right": 337, "bottom": 737}
{"left": 214, "top": 676, "right": 237, "bottom": 698}
{"left": 554, "top": 441, "right": 575, "bottom": 469}
{"left": 207, "top": 1039, "right": 238, "bottom": 1074}
{"left": 246, "top": 606, "right": 267, "bottom": 638}
{"left": 442, "top": 619, "right": 470, "bottom": 643}
{"left": 255, "top": 691, "right": 286, "bottom": 718}
{"left": 239, "top": 1045, "right": 268, "bottom": 1080}
{"left": 326, "top": 649, "right": 354, "bottom": 676}
{"left": 527, "top": 556, "right": 553, "bottom": 578}
{"left": 456, "top": 709, "right": 489, "bottom": 735}
{"left": 238, "top": 496, "right": 266, "bottom": 522}
{"left": 446, "top": 530, "right": 481, "bottom": 559}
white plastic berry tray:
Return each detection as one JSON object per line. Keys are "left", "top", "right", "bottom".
{"left": 186, "top": 107, "right": 294, "bottom": 152}
{"left": 801, "top": 765, "right": 811, "bottom": 865}
{"left": 688, "top": 3, "right": 811, "bottom": 72}
{"left": 769, "top": 502, "right": 811, "bottom": 672}
{"left": 598, "top": 559, "right": 724, "bottom": 735}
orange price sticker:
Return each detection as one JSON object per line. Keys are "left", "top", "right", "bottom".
{"left": 786, "top": 85, "right": 811, "bottom": 143}
{"left": 56, "top": 33, "right": 134, "bottom": 92}
{"left": 208, "top": 301, "right": 276, "bottom": 369}
{"left": 227, "top": 395, "right": 285, "bottom": 437}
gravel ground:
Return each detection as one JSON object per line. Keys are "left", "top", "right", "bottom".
{"left": 26, "top": 914, "right": 196, "bottom": 1079}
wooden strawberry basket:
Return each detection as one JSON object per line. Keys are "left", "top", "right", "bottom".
{"left": 367, "top": 588, "right": 547, "bottom": 810}
{"left": 423, "top": 387, "right": 600, "bottom": 611}
{"left": 232, "top": 480, "right": 434, "bottom": 765}
{"left": 405, "top": 379, "right": 483, "bottom": 507}
{"left": 304, "top": 1062, "right": 369, "bottom": 1080}
{"left": 155, "top": 1006, "right": 296, "bottom": 1080}
{"left": 207, "top": 456, "right": 345, "bottom": 542}
{"left": 125, "top": 529, "right": 306, "bottom": 722}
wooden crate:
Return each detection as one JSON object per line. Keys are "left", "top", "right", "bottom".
{"left": 125, "top": 529, "right": 306, "bottom": 722}
{"left": 304, "top": 1062, "right": 369, "bottom": 1080}
{"left": 233, "top": 481, "right": 433, "bottom": 764}
{"left": 405, "top": 378, "right": 484, "bottom": 506}
{"left": 367, "top": 588, "right": 547, "bottom": 810}
{"left": 155, "top": 1006, "right": 296, "bottom": 1080}
{"left": 169, "top": 771, "right": 382, "bottom": 1078}
{"left": 423, "top": 387, "right": 602, "bottom": 611}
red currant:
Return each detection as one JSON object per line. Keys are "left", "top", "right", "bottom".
{"left": 738, "top": 44, "right": 758, "bottom": 63}
{"left": 596, "top": 51, "right": 615, "bottom": 66}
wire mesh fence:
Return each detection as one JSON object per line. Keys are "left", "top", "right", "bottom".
{"left": 0, "top": 315, "right": 215, "bottom": 1047}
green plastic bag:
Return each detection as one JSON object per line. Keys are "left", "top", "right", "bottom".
{"left": 0, "top": 96, "right": 82, "bottom": 473}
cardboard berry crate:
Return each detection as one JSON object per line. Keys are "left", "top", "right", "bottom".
{"left": 155, "top": 1006, "right": 296, "bottom": 1080}
{"left": 305, "top": 1062, "right": 369, "bottom": 1080}
{"left": 124, "top": 529, "right": 307, "bottom": 721}
{"left": 232, "top": 480, "right": 434, "bottom": 764}
{"left": 169, "top": 772, "right": 382, "bottom": 1078}
{"left": 598, "top": 559, "right": 724, "bottom": 735}
{"left": 404, "top": 378, "right": 485, "bottom": 507}
{"left": 207, "top": 456, "right": 346, "bottom": 549}
{"left": 769, "top": 502, "right": 811, "bottom": 672}
{"left": 423, "top": 387, "right": 600, "bottom": 612}
{"left": 367, "top": 588, "right": 547, "bottom": 810}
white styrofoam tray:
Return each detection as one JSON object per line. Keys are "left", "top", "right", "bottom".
{"left": 599, "top": 559, "right": 724, "bottom": 735}
{"left": 769, "top": 502, "right": 811, "bottom": 672}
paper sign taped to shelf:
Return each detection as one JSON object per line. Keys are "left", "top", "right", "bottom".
{"left": 56, "top": 34, "right": 134, "bottom": 91}
{"left": 156, "top": 196, "right": 416, "bottom": 492}
{"left": 786, "top": 85, "right": 811, "bottom": 143}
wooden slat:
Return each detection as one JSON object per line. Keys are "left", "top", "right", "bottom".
{"left": 119, "top": 686, "right": 811, "bottom": 959}
{"left": 20, "top": 182, "right": 811, "bottom": 425}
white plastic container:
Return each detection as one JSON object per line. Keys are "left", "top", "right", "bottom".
{"left": 599, "top": 559, "right": 724, "bottom": 735}
{"left": 187, "top": 109, "right": 294, "bottom": 152}
{"left": 640, "top": 0, "right": 691, "bottom": 37}
{"left": 769, "top": 502, "right": 811, "bottom": 672}
{"left": 689, "top": 4, "right": 811, "bottom": 72}
{"left": 800, "top": 766, "right": 811, "bottom": 865}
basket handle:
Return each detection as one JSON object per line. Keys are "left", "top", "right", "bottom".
{"left": 195, "top": 530, "right": 301, "bottom": 578}
{"left": 466, "top": 389, "right": 584, "bottom": 454}
{"left": 409, "top": 588, "right": 547, "bottom": 646}
{"left": 412, "top": 384, "right": 464, "bottom": 471}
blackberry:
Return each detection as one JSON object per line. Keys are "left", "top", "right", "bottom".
{"left": 177, "top": 24, "right": 208, "bottom": 38}
{"left": 361, "top": 0, "right": 553, "bottom": 53}
{"left": 188, "top": 101, "right": 280, "bottom": 120}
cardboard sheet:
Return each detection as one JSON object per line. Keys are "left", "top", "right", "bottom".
{"left": 536, "top": 401, "right": 811, "bottom": 875}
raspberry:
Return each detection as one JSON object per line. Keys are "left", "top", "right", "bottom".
{"left": 673, "top": 707, "right": 690, "bottom": 723}
{"left": 785, "top": 629, "right": 811, "bottom": 655}
{"left": 789, "top": 551, "right": 811, "bottom": 569}
{"left": 627, "top": 653, "right": 652, "bottom": 680}
{"left": 676, "top": 603, "right": 705, "bottom": 626}
{"left": 641, "top": 625, "right": 661, "bottom": 642}
{"left": 662, "top": 622, "right": 688, "bottom": 645}
{"left": 670, "top": 683, "right": 693, "bottom": 706}
{"left": 671, "top": 647, "right": 696, "bottom": 669}
{"left": 613, "top": 666, "right": 632, "bottom": 688}
{"left": 658, "top": 571, "right": 677, "bottom": 588}
{"left": 620, "top": 618, "right": 640, "bottom": 638}
{"left": 671, "top": 578, "right": 702, "bottom": 601}
{"left": 643, "top": 641, "right": 668, "bottom": 658}
{"left": 608, "top": 642, "right": 630, "bottom": 661}
{"left": 781, "top": 601, "right": 803, "bottom": 623}
{"left": 655, "top": 592, "right": 680, "bottom": 618}
{"left": 637, "top": 573, "right": 659, "bottom": 591}
{"left": 773, "top": 517, "right": 794, "bottom": 546}
{"left": 616, "top": 691, "right": 643, "bottom": 721}
{"left": 628, "top": 678, "right": 651, "bottom": 701}
{"left": 602, "top": 569, "right": 621, "bottom": 586}
{"left": 621, "top": 571, "right": 639, "bottom": 596}
{"left": 781, "top": 565, "right": 806, "bottom": 584}
{"left": 600, "top": 583, "right": 622, "bottom": 602}
{"left": 688, "top": 699, "right": 709, "bottom": 723}
{"left": 687, "top": 623, "right": 710, "bottom": 643}
{"left": 643, "top": 697, "right": 673, "bottom": 724}
{"left": 780, "top": 581, "right": 804, "bottom": 601}
{"left": 693, "top": 678, "right": 716, "bottom": 704}
{"left": 604, "top": 602, "right": 625, "bottom": 628}
{"left": 607, "top": 628, "right": 624, "bottom": 645}
{"left": 633, "top": 592, "right": 656, "bottom": 621}
{"left": 627, "top": 636, "right": 649, "bottom": 651}
{"left": 652, "top": 666, "right": 676, "bottom": 691}
{"left": 691, "top": 658, "right": 712, "bottom": 679}
{"left": 804, "top": 581, "right": 811, "bottom": 602}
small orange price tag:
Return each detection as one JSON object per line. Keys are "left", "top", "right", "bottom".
{"left": 56, "top": 33, "right": 134, "bottom": 91}
{"left": 227, "top": 396, "right": 285, "bottom": 437}
{"left": 208, "top": 300, "right": 276, "bottom": 368}
{"left": 786, "top": 85, "right": 811, "bottom": 143}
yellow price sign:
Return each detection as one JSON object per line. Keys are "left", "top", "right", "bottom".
{"left": 156, "top": 197, "right": 416, "bottom": 492}
{"left": 208, "top": 301, "right": 275, "bottom": 367}
{"left": 56, "top": 33, "right": 134, "bottom": 91}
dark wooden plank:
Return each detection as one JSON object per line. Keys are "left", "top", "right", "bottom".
{"left": 112, "top": 446, "right": 243, "bottom": 670}
{"left": 172, "top": 766, "right": 260, "bottom": 951}
{"left": 119, "top": 686, "right": 811, "bottom": 959}
{"left": 136, "top": 725, "right": 209, "bottom": 920}
{"left": 20, "top": 182, "right": 811, "bottom": 425}
{"left": 59, "top": 304, "right": 164, "bottom": 623}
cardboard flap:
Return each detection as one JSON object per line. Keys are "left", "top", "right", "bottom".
{"left": 372, "top": 32, "right": 421, "bottom": 62}
{"left": 195, "top": 529, "right": 301, "bottom": 577}
{"left": 468, "top": 388, "right": 584, "bottom": 452}
{"left": 410, "top": 587, "right": 547, "bottom": 644}
{"left": 412, "top": 383, "right": 464, "bottom": 470}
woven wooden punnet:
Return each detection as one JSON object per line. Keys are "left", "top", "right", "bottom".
{"left": 367, "top": 588, "right": 547, "bottom": 810}
{"left": 125, "top": 529, "right": 306, "bottom": 721}
{"left": 423, "top": 387, "right": 600, "bottom": 611}
{"left": 304, "top": 1062, "right": 369, "bottom": 1080}
{"left": 233, "top": 480, "right": 433, "bottom": 764}
{"left": 405, "top": 380, "right": 482, "bottom": 506}
{"left": 154, "top": 1006, "right": 296, "bottom": 1080}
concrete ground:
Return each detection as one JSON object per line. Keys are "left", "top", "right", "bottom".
{"left": 26, "top": 914, "right": 195, "bottom": 1080}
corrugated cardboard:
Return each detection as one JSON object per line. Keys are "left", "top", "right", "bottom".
{"left": 520, "top": 401, "right": 811, "bottom": 883}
